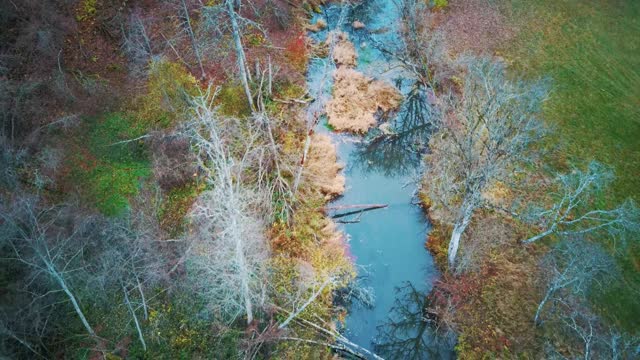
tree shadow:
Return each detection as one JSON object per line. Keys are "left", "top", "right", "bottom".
{"left": 372, "top": 282, "right": 456, "bottom": 360}
{"left": 352, "top": 82, "right": 435, "bottom": 176}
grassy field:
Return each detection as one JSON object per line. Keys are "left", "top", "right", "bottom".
{"left": 503, "top": 0, "right": 640, "bottom": 202}
{"left": 501, "top": 0, "right": 640, "bottom": 333}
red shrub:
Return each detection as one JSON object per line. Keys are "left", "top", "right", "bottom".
{"left": 285, "top": 34, "right": 308, "bottom": 71}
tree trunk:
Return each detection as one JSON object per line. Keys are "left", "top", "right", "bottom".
{"left": 523, "top": 223, "right": 557, "bottom": 244}
{"left": 534, "top": 288, "right": 552, "bottom": 325}
{"left": 123, "top": 285, "right": 147, "bottom": 351}
{"left": 448, "top": 206, "right": 473, "bottom": 268}
{"left": 181, "top": 0, "right": 206, "bottom": 79}
{"left": 47, "top": 263, "right": 95, "bottom": 337}
{"left": 237, "top": 235, "right": 254, "bottom": 324}
{"left": 278, "top": 278, "right": 331, "bottom": 329}
{"left": 226, "top": 0, "right": 255, "bottom": 111}
{"left": 228, "top": 190, "right": 254, "bottom": 324}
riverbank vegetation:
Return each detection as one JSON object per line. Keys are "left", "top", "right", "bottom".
{"left": 1, "top": 0, "right": 638, "bottom": 358}
{"left": 0, "top": 0, "right": 366, "bottom": 358}
{"left": 413, "top": 0, "right": 640, "bottom": 358}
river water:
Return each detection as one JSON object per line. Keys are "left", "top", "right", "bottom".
{"left": 306, "top": 1, "right": 455, "bottom": 358}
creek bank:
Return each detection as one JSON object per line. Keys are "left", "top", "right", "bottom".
{"left": 305, "top": 133, "right": 345, "bottom": 199}
{"left": 303, "top": 1, "right": 450, "bottom": 355}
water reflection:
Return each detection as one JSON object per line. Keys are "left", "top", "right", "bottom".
{"left": 373, "top": 282, "right": 456, "bottom": 360}
{"left": 352, "top": 82, "right": 434, "bottom": 176}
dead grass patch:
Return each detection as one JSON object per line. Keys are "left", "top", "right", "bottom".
{"left": 304, "top": 133, "right": 345, "bottom": 199}
{"left": 326, "top": 68, "right": 402, "bottom": 133}
{"left": 328, "top": 31, "right": 357, "bottom": 67}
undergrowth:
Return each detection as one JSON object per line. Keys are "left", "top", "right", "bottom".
{"left": 67, "top": 113, "right": 151, "bottom": 216}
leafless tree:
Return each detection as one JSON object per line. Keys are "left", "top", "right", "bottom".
{"left": 534, "top": 238, "right": 615, "bottom": 326}
{"left": 370, "top": 0, "right": 448, "bottom": 92}
{"left": 542, "top": 295, "right": 640, "bottom": 360}
{"left": 0, "top": 187, "right": 168, "bottom": 354}
{"left": 602, "top": 329, "right": 640, "bottom": 360}
{"left": 176, "top": 0, "right": 206, "bottom": 79}
{"left": 0, "top": 196, "right": 96, "bottom": 337}
{"left": 121, "top": 12, "right": 154, "bottom": 76}
{"left": 272, "top": 254, "right": 358, "bottom": 330}
{"left": 89, "top": 210, "right": 167, "bottom": 351}
{"left": 523, "top": 161, "right": 640, "bottom": 246}
{"left": 424, "top": 57, "right": 547, "bottom": 268}
{"left": 180, "top": 86, "right": 270, "bottom": 325}
{"left": 198, "top": 0, "right": 264, "bottom": 110}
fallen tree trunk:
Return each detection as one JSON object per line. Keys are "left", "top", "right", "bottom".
{"left": 324, "top": 204, "right": 388, "bottom": 211}
{"left": 327, "top": 204, "right": 388, "bottom": 219}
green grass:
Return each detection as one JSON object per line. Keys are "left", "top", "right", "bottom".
{"left": 503, "top": 0, "right": 640, "bottom": 334}
{"left": 69, "top": 113, "right": 151, "bottom": 216}
{"left": 505, "top": 0, "right": 640, "bottom": 202}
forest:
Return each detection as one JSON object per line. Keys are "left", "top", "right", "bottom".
{"left": 0, "top": 0, "right": 638, "bottom": 359}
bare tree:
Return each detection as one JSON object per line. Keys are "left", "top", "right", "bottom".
{"left": 275, "top": 257, "right": 355, "bottom": 330}
{"left": 121, "top": 12, "right": 154, "bottom": 76}
{"left": 89, "top": 211, "right": 167, "bottom": 351}
{"left": 603, "top": 329, "right": 640, "bottom": 360}
{"left": 198, "top": 0, "right": 262, "bottom": 110}
{"left": 364, "top": 0, "right": 449, "bottom": 95}
{"left": 181, "top": 86, "right": 269, "bottom": 324}
{"left": 225, "top": 0, "right": 254, "bottom": 110}
{"left": 542, "top": 294, "right": 640, "bottom": 359}
{"left": 0, "top": 187, "right": 168, "bottom": 354}
{"left": 424, "top": 57, "right": 547, "bottom": 268}
{"left": 0, "top": 197, "right": 96, "bottom": 337}
{"left": 534, "top": 238, "right": 615, "bottom": 326}
{"left": 177, "top": 0, "right": 206, "bottom": 79}
{"left": 523, "top": 161, "right": 640, "bottom": 246}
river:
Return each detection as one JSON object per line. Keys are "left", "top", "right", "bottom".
{"left": 306, "top": 0, "right": 455, "bottom": 358}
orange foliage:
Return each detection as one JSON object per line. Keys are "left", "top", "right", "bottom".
{"left": 285, "top": 34, "right": 308, "bottom": 71}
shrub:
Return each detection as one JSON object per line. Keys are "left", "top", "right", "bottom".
{"left": 432, "top": 0, "right": 448, "bottom": 10}
{"left": 135, "top": 60, "right": 199, "bottom": 129}
{"left": 216, "top": 83, "right": 252, "bottom": 117}
{"left": 285, "top": 34, "right": 308, "bottom": 72}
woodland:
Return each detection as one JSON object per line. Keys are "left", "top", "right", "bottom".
{"left": 0, "top": 0, "right": 638, "bottom": 359}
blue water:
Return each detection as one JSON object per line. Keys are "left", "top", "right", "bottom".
{"left": 306, "top": 1, "right": 455, "bottom": 358}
